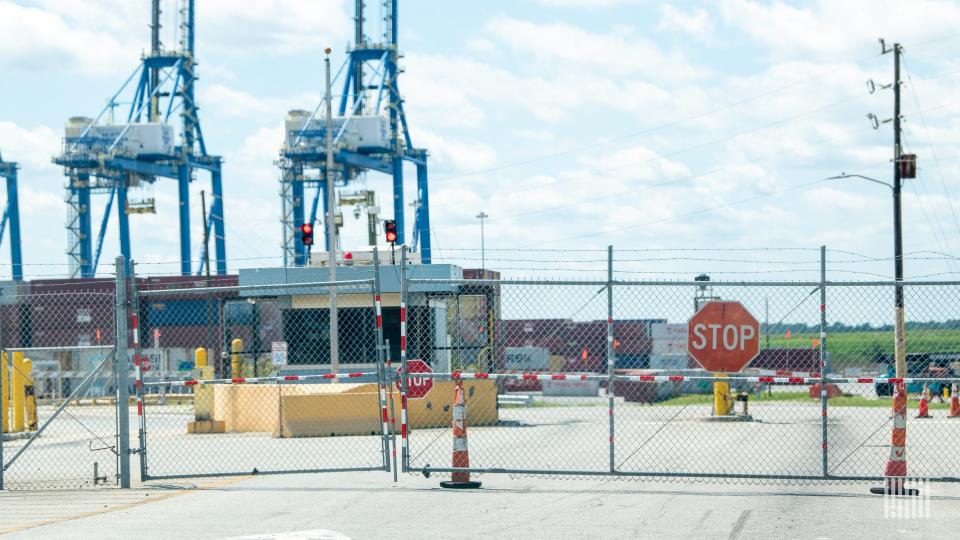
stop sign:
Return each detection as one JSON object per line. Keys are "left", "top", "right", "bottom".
{"left": 397, "top": 359, "right": 433, "bottom": 399}
{"left": 687, "top": 301, "right": 760, "bottom": 373}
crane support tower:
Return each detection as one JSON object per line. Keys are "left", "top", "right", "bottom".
{"left": 53, "top": 0, "right": 225, "bottom": 277}
{"left": 279, "top": 0, "right": 432, "bottom": 266}
{"left": 0, "top": 153, "right": 23, "bottom": 280}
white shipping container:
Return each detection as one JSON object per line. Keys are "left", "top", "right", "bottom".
{"left": 649, "top": 354, "right": 690, "bottom": 370}
{"left": 506, "top": 346, "right": 550, "bottom": 371}
{"left": 541, "top": 378, "right": 600, "bottom": 397}
{"left": 652, "top": 340, "right": 688, "bottom": 355}
{"left": 651, "top": 323, "right": 686, "bottom": 341}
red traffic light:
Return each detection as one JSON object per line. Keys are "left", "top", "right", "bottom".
{"left": 300, "top": 223, "right": 314, "bottom": 246}
{"left": 384, "top": 219, "right": 398, "bottom": 243}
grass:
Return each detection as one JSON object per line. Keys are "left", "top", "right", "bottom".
{"left": 764, "top": 328, "right": 960, "bottom": 368}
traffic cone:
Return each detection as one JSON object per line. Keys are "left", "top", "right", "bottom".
{"left": 950, "top": 383, "right": 960, "bottom": 418}
{"left": 916, "top": 383, "right": 931, "bottom": 419}
{"left": 439, "top": 379, "right": 481, "bottom": 489}
{"left": 870, "top": 382, "right": 918, "bottom": 495}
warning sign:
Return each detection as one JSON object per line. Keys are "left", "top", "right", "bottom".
{"left": 271, "top": 341, "right": 288, "bottom": 366}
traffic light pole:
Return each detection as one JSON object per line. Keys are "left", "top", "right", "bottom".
{"left": 324, "top": 48, "right": 340, "bottom": 372}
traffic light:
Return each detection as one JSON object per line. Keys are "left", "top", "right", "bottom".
{"left": 384, "top": 220, "right": 397, "bottom": 243}
{"left": 299, "top": 223, "right": 314, "bottom": 246}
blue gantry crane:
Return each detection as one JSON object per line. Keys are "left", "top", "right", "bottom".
{"left": 280, "top": 0, "right": 431, "bottom": 266}
{"left": 0, "top": 153, "right": 23, "bottom": 280}
{"left": 53, "top": 0, "right": 225, "bottom": 277}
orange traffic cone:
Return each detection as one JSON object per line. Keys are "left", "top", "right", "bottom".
{"left": 916, "top": 383, "right": 931, "bottom": 419}
{"left": 440, "top": 379, "right": 481, "bottom": 489}
{"left": 871, "top": 382, "right": 917, "bottom": 495}
{"left": 950, "top": 383, "right": 960, "bottom": 418}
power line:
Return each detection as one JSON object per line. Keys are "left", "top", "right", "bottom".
{"left": 901, "top": 53, "right": 960, "bottom": 238}
{"left": 513, "top": 177, "right": 829, "bottom": 248}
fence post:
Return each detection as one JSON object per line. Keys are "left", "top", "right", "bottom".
{"left": 607, "top": 245, "right": 615, "bottom": 473}
{"left": 819, "top": 245, "right": 828, "bottom": 478}
{"left": 371, "top": 248, "right": 390, "bottom": 472}
{"left": 114, "top": 256, "right": 131, "bottom": 488}
{"left": 129, "top": 260, "right": 148, "bottom": 482}
{"left": 399, "top": 246, "right": 409, "bottom": 472}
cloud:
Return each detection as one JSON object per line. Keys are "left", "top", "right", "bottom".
{"left": 200, "top": 84, "right": 321, "bottom": 123}
{"left": 0, "top": 1, "right": 141, "bottom": 75}
{"left": 718, "top": 0, "right": 960, "bottom": 60}
{"left": 0, "top": 122, "right": 61, "bottom": 173}
{"left": 484, "top": 17, "right": 706, "bottom": 80}
{"left": 199, "top": 0, "right": 351, "bottom": 55}
{"left": 657, "top": 5, "right": 712, "bottom": 40}
{"left": 416, "top": 129, "right": 498, "bottom": 172}
{"left": 536, "top": 0, "right": 650, "bottom": 6}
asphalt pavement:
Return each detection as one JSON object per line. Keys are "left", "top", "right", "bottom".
{"left": 2, "top": 471, "right": 958, "bottom": 539}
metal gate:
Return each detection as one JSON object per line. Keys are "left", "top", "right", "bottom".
{"left": 1, "top": 278, "right": 121, "bottom": 490}
{"left": 133, "top": 271, "right": 397, "bottom": 480}
{"left": 400, "top": 256, "right": 960, "bottom": 484}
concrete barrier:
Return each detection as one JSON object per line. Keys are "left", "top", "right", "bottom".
{"left": 196, "top": 379, "right": 499, "bottom": 437}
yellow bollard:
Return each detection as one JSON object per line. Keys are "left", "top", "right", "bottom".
{"left": 713, "top": 373, "right": 733, "bottom": 416}
{"left": 24, "top": 358, "right": 37, "bottom": 431}
{"left": 12, "top": 351, "right": 24, "bottom": 432}
{"left": 194, "top": 348, "right": 214, "bottom": 422}
{"left": 230, "top": 339, "right": 243, "bottom": 378}
{"left": 1, "top": 351, "right": 8, "bottom": 433}
{"left": 195, "top": 347, "right": 214, "bottom": 380}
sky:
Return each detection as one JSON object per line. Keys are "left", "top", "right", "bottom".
{"left": 1, "top": 0, "right": 960, "bottom": 283}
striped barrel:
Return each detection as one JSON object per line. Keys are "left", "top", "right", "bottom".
{"left": 450, "top": 381, "right": 471, "bottom": 483}
{"left": 883, "top": 382, "right": 908, "bottom": 491}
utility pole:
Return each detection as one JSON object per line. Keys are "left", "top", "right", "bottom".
{"left": 476, "top": 211, "right": 488, "bottom": 276}
{"left": 891, "top": 42, "right": 906, "bottom": 381}
{"left": 325, "top": 47, "right": 340, "bottom": 372}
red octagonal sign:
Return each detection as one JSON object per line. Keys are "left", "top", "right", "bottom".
{"left": 687, "top": 301, "right": 760, "bottom": 373}
{"left": 397, "top": 359, "right": 433, "bottom": 399}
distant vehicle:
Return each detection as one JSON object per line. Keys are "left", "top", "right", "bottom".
{"left": 874, "top": 352, "right": 959, "bottom": 396}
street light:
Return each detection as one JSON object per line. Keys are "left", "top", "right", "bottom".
{"left": 826, "top": 171, "right": 907, "bottom": 380}
{"left": 476, "top": 211, "right": 488, "bottom": 276}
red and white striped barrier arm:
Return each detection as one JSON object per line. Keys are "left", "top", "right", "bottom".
{"left": 141, "top": 371, "right": 379, "bottom": 388}
{"left": 433, "top": 371, "right": 960, "bottom": 385}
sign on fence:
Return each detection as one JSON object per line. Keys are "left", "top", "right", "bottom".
{"left": 687, "top": 301, "right": 760, "bottom": 373}
{"left": 271, "top": 341, "right": 288, "bottom": 366}
{"left": 398, "top": 359, "right": 433, "bottom": 398}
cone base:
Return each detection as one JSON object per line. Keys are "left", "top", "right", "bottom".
{"left": 916, "top": 414, "right": 932, "bottom": 419}
{"left": 869, "top": 486, "right": 920, "bottom": 496}
{"left": 440, "top": 480, "right": 482, "bottom": 489}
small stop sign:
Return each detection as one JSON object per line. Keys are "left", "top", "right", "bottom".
{"left": 397, "top": 359, "right": 433, "bottom": 399}
{"left": 687, "top": 301, "right": 760, "bottom": 373}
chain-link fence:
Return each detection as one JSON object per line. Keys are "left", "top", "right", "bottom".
{"left": 135, "top": 276, "right": 394, "bottom": 480}
{"left": 402, "top": 273, "right": 960, "bottom": 484}
{"left": 6, "top": 248, "right": 960, "bottom": 489}
{"left": 1, "top": 279, "right": 121, "bottom": 489}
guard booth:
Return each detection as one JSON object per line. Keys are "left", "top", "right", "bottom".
{"left": 235, "top": 260, "right": 501, "bottom": 373}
